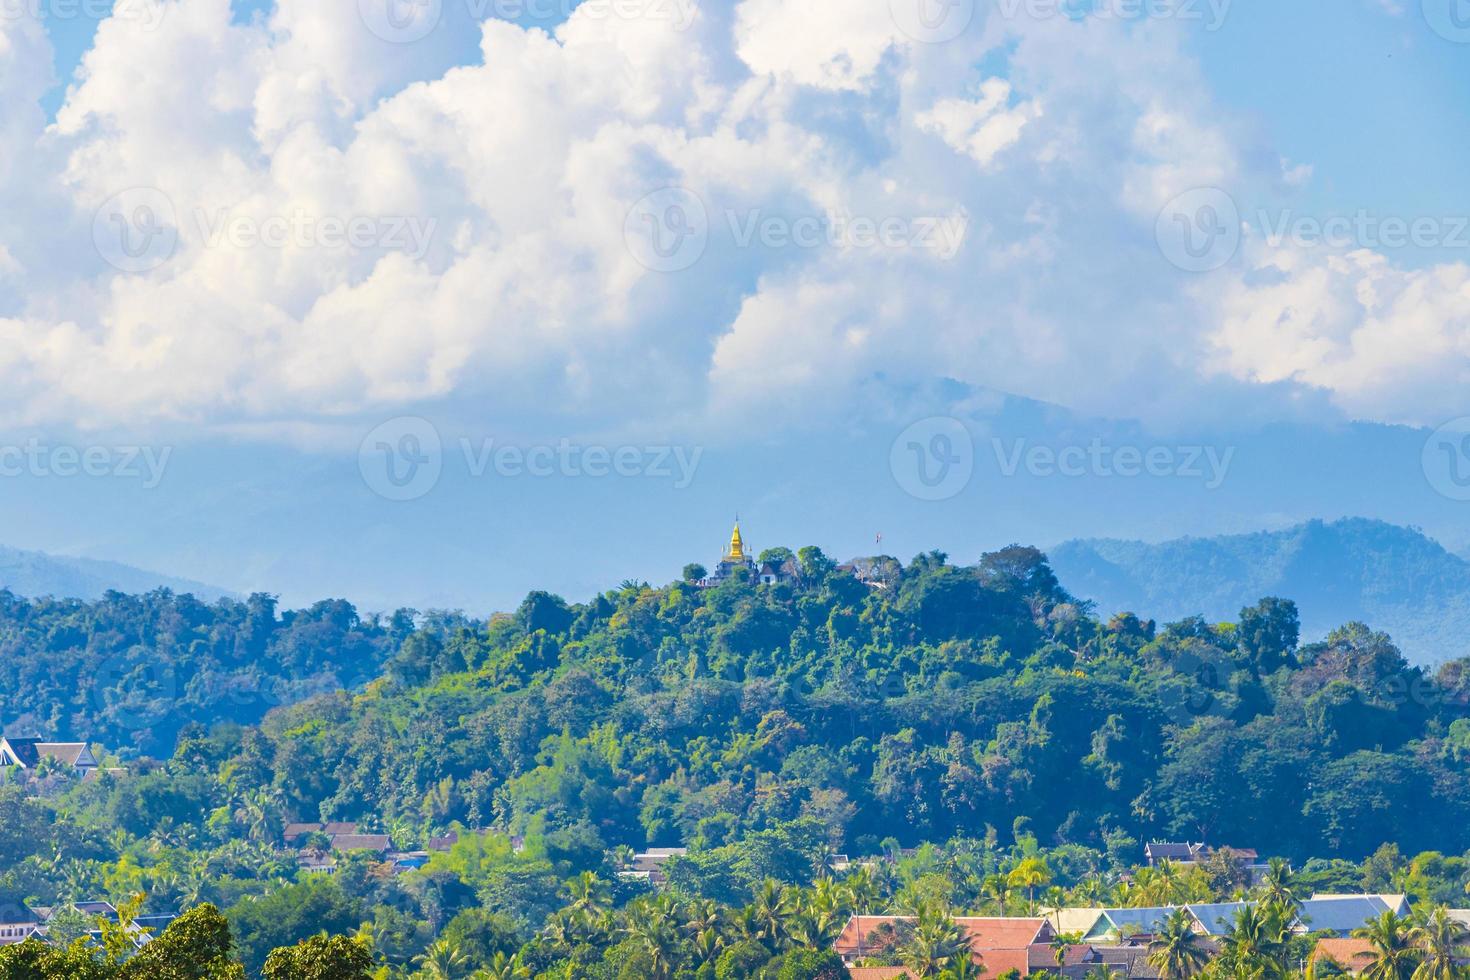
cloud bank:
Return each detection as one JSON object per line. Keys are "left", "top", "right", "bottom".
{"left": 1, "top": 0, "right": 1467, "bottom": 445}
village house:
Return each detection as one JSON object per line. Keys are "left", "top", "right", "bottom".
{"left": 284, "top": 822, "right": 393, "bottom": 872}
{"left": 0, "top": 902, "right": 38, "bottom": 947}
{"left": 22, "top": 901, "right": 175, "bottom": 950}
{"left": 834, "top": 915, "right": 1056, "bottom": 970}
{"left": 1143, "top": 842, "right": 1273, "bottom": 883}
{"left": 0, "top": 737, "right": 98, "bottom": 774}
{"left": 618, "top": 847, "right": 687, "bottom": 887}
{"left": 1310, "top": 938, "right": 1377, "bottom": 976}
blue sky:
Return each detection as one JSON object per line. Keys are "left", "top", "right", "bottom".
{"left": 5, "top": 0, "right": 1470, "bottom": 612}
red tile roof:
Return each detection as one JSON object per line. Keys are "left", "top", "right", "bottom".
{"left": 835, "top": 915, "right": 1052, "bottom": 967}
{"left": 1312, "top": 939, "right": 1375, "bottom": 974}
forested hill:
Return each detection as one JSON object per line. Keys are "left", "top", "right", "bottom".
{"left": 44, "top": 544, "right": 1458, "bottom": 868}
{"left": 1050, "top": 518, "right": 1470, "bottom": 665}
{"left": 0, "top": 591, "right": 415, "bottom": 756}
{"left": 4, "top": 544, "right": 1470, "bottom": 862}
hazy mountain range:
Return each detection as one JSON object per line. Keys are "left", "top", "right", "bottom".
{"left": 0, "top": 544, "right": 233, "bottom": 603}
{"left": 1050, "top": 518, "right": 1470, "bottom": 666}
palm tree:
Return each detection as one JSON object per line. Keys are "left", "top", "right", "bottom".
{"left": 625, "top": 914, "right": 682, "bottom": 980}
{"left": 480, "top": 951, "right": 532, "bottom": 980}
{"left": 842, "top": 865, "right": 883, "bottom": 914}
{"left": 690, "top": 926, "right": 723, "bottom": 967}
{"left": 944, "top": 954, "right": 985, "bottom": 980}
{"left": 1411, "top": 907, "right": 1469, "bottom": 980}
{"left": 1149, "top": 908, "right": 1211, "bottom": 980}
{"left": 1261, "top": 858, "right": 1299, "bottom": 910}
{"left": 1355, "top": 911, "right": 1420, "bottom": 980}
{"left": 1052, "top": 931, "right": 1084, "bottom": 968}
{"left": 903, "top": 906, "right": 969, "bottom": 979}
{"left": 1221, "top": 903, "right": 1289, "bottom": 979}
{"left": 787, "top": 911, "right": 843, "bottom": 949}
{"left": 1008, "top": 856, "right": 1053, "bottom": 911}
{"left": 566, "top": 870, "right": 609, "bottom": 916}
{"left": 682, "top": 898, "right": 723, "bottom": 937}
{"left": 414, "top": 939, "right": 468, "bottom": 980}
{"left": 749, "top": 879, "right": 794, "bottom": 948}
{"left": 981, "top": 873, "right": 1013, "bottom": 915}
{"left": 1153, "top": 860, "right": 1188, "bottom": 906}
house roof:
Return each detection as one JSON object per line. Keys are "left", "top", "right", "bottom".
{"left": 330, "top": 834, "right": 390, "bottom": 852}
{"left": 0, "top": 902, "right": 36, "bottom": 925}
{"left": 835, "top": 915, "right": 909, "bottom": 957}
{"left": 283, "top": 823, "right": 323, "bottom": 839}
{"left": 1297, "top": 898, "right": 1391, "bottom": 935}
{"left": 1047, "top": 909, "right": 1107, "bottom": 937}
{"left": 1312, "top": 938, "right": 1376, "bottom": 973}
{"left": 846, "top": 970, "right": 912, "bottom": 980}
{"left": 835, "top": 915, "right": 1052, "bottom": 962}
{"left": 976, "top": 948, "right": 1034, "bottom": 975}
{"left": 0, "top": 738, "right": 96, "bottom": 768}
{"left": 1099, "top": 908, "right": 1177, "bottom": 936}
{"left": 1144, "top": 843, "right": 1201, "bottom": 860}
{"left": 1311, "top": 894, "right": 1409, "bottom": 916}
{"left": 1029, "top": 943, "right": 1102, "bottom": 968}
{"left": 1187, "top": 902, "right": 1251, "bottom": 936}
{"left": 954, "top": 917, "right": 1055, "bottom": 950}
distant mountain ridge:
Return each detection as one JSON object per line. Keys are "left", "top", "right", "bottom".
{"left": 1049, "top": 518, "right": 1470, "bottom": 665}
{"left": 0, "top": 544, "right": 233, "bottom": 602}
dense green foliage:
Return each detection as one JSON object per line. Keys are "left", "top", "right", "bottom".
{"left": 0, "top": 590, "right": 418, "bottom": 755}
{"left": 130, "top": 544, "right": 1468, "bottom": 860}
{"left": 3, "top": 543, "right": 1470, "bottom": 976}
